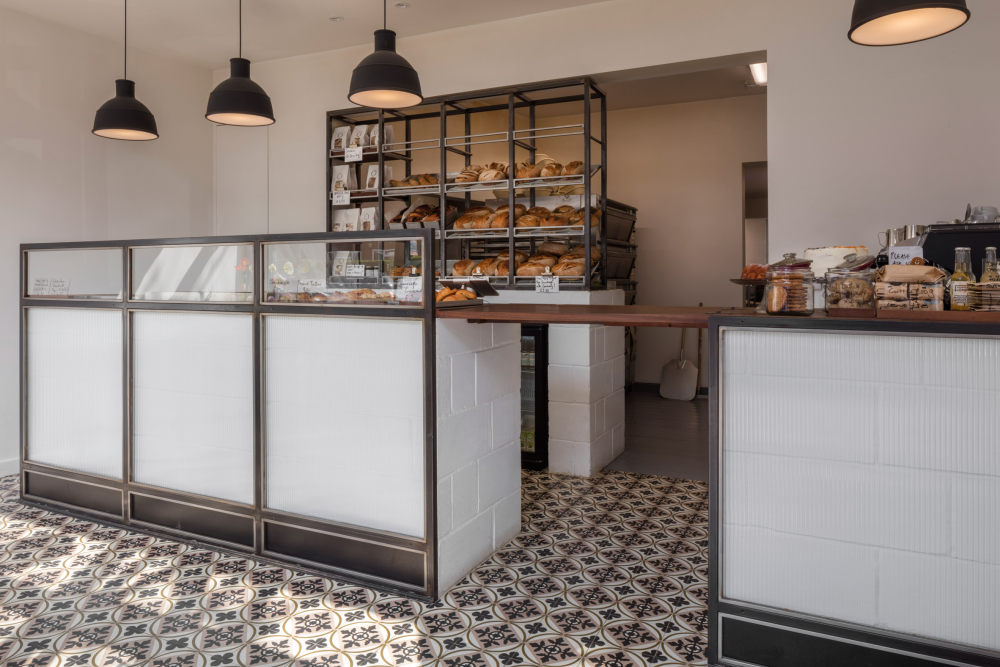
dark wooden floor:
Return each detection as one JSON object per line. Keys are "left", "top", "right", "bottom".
{"left": 605, "top": 387, "right": 709, "bottom": 481}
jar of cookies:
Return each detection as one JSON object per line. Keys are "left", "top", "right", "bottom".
{"left": 765, "top": 255, "right": 814, "bottom": 315}
{"left": 825, "top": 267, "right": 875, "bottom": 312}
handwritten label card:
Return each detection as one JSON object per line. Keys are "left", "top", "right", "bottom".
{"left": 331, "top": 191, "right": 351, "bottom": 206}
{"left": 298, "top": 279, "right": 326, "bottom": 292}
{"left": 345, "top": 264, "right": 366, "bottom": 278}
{"left": 398, "top": 277, "right": 422, "bottom": 293}
{"left": 535, "top": 275, "right": 559, "bottom": 293}
{"left": 344, "top": 146, "right": 363, "bottom": 162}
{"left": 31, "top": 278, "right": 70, "bottom": 296}
{"left": 888, "top": 246, "right": 924, "bottom": 265}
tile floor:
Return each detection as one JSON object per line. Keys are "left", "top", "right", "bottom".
{"left": 0, "top": 470, "right": 708, "bottom": 666}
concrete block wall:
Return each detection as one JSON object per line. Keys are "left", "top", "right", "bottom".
{"left": 435, "top": 319, "right": 522, "bottom": 591}
{"left": 486, "top": 289, "right": 627, "bottom": 477}
{"left": 721, "top": 328, "right": 1000, "bottom": 653}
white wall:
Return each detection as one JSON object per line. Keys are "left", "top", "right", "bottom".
{"left": 1, "top": 7, "right": 214, "bottom": 473}
{"left": 214, "top": 0, "right": 1000, "bottom": 250}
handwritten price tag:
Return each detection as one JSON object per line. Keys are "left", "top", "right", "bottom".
{"left": 331, "top": 191, "right": 351, "bottom": 206}
{"left": 535, "top": 275, "right": 559, "bottom": 293}
{"left": 344, "top": 146, "right": 363, "bottom": 162}
{"left": 345, "top": 264, "right": 366, "bottom": 277}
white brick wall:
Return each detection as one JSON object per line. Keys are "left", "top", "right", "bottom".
{"left": 436, "top": 320, "right": 522, "bottom": 593}
{"left": 721, "top": 328, "right": 1000, "bottom": 653}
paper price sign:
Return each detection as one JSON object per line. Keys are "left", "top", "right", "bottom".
{"left": 398, "top": 277, "right": 422, "bottom": 293}
{"left": 888, "top": 246, "right": 924, "bottom": 265}
{"left": 535, "top": 275, "right": 559, "bottom": 293}
{"left": 344, "top": 146, "right": 363, "bottom": 162}
{"left": 345, "top": 264, "right": 366, "bottom": 277}
{"left": 331, "top": 190, "right": 351, "bottom": 206}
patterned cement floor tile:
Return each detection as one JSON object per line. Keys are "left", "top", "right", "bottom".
{"left": 0, "top": 471, "right": 707, "bottom": 666}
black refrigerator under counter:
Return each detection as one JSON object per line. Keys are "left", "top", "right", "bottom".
{"left": 520, "top": 324, "right": 548, "bottom": 470}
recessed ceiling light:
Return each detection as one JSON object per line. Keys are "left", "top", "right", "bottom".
{"left": 749, "top": 62, "right": 767, "bottom": 86}
{"left": 329, "top": 15, "right": 344, "bottom": 22}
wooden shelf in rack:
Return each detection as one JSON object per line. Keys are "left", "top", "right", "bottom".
{"left": 436, "top": 304, "right": 752, "bottom": 328}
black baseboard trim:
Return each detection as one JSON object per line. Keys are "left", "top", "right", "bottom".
{"left": 628, "top": 381, "right": 708, "bottom": 396}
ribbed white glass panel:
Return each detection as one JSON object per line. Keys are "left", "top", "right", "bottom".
{"left": 27, "top": 308, "right": 122, "bottom": 478}
{"left": 265, "top": 315, "right": 425, "bottom": 538}
{"left": 132, "top": 312, "right": 254, "bottom": 504}
{"left": 721, "top": 328, "right": 1000, "bottom": 652}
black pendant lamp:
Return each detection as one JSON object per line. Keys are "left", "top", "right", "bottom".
{"left": 206, "top": 0, "right": 274, "bottom": 126}
{"left": 92, "top": 0, "right": 158, "bottom": 141}
{"left": 348, "top": 0, "right": 422, "bottom": 109}
{"left": 849, "top": 0, "right": 970, "bottom": 45}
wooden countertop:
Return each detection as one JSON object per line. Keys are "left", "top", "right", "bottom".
{"left": 435, "top": 304, "right": 755, "bottom": 328}
{"left": 436, "top": 304, "right": 1000, "bottom": 328}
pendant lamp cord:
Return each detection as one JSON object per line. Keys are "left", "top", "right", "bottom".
{"left": 383, "top": 0, "right": 387, "bottom": 30}
{"left": 123, "top": 0, "right": 127, "bottom": 79}
{"left": 239, "top": 0, "right": 242, "bottom": 58}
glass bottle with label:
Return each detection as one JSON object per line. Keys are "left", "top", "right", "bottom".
{"left": 981, "top": 247, "right": 1000, "bottom": 283}
{"left": 950, "top": 247, "right": 975, "bottom": 311}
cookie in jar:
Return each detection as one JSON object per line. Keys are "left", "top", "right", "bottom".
{"left": 765, "top": 254, "right": 814, "bottom": 315}
{"left": 825, "top": 267, "right": 875, "bottom": 311}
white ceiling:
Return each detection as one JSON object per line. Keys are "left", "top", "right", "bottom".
{"left": 0, "top": 0, "right": 611, "bottom": 69}
{"left": 599, "top": 66, "right": 766, "bottom": 111}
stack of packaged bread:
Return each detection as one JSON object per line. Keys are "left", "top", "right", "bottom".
{"left": 874, "top": 265, "right": 946, "bottom": 311}
{"left": 452, "top": 203, "right": 600, "bottom": 230}
{"left": 450, "top": 242, "right": 600, "bottom": 279}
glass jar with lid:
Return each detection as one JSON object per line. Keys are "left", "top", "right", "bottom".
{"left": 824, "top": 254, "right": 876, "bottom": 311}
{"left": 765, "top": 254, "right": 815, "bottom": 315}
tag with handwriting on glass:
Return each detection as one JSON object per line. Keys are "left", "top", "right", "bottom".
{"left": 344, "top": 146, "right": 363, "bottom": 162}
{"left": 298, "top": 279, "right": 325, "bottom": 291}
{"left": 331, "top": 191, "right": 351, "bottom": 206}
{"left": 345, "top": 264, "right": 366, "bottom": 277}
{"left": 398, "top": 277, "right": 422, "bottom": 293}
{"left": 535, "top": 275, "right": 559, "bottom": 293}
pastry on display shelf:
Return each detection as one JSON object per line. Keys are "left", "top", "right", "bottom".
{"left": 516, "top": 262, "right": 550, "bottom": 276}
{"left": 473, "top": 258, "right": 499, "bottom": 276}
{"left": 497, "top": 250, "right": 528, "bottom": 263}
{"left": 495, "top": 260, "right": 515, "bottom": 276}
{"left": 541, "top": 214, "right": 571, "bottom": 227}
{"left": 539, "top": 163, "right": 563, "bottom": 178}
{"left": 515, "top": 214, "right": 542, "bottom": 228}
{"left": 527, "top": 254, "right": 557, "bottom": 268}
{"left": 389, "top": 174, "right": 439, "bottom": 187}
{"left": 496, "top": 203, "right": 527, "bottom": 217}
{"left": 452, "top": 259, "right": 476, "bottom": 276}
{"left": 562, "top": 160, "right": 586, "bottom": 175}
{"left": 552, "top": 261, "right": 586, "bottom": 277}
{"left": 435, "top": 287, "right": 476, "bottom": 302}
{"left": 527, "top": 206, "right": 551, "bottom": 217}
{"left": 538, "top": 241, "right": 569, "bottom": 256}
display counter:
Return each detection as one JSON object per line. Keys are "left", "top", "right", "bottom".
{"left": 707, "top": 313, "right": 1000, "bottom": 667}
{"left": 20, "top": 230, "right": 520, "bottom": 600}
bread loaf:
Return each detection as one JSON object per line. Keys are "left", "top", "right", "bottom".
{"left": 552, "top": 261, "right": 586, "bottom": 277}
{"left": 515, "top": 214, "right": 541, "bottom": 228}
{"left": 554, "top": 205, "right": 575, "bottom": 214}
{"left": 538, "top": 241, "right": 569, "bottom": 256}
{"left": 479, "top": 168, "right": 505, "bottom": 182}
{"left": 540, "top": 163, "right": 563, "bottom": 178}
{"left": 452, "top": 259, "right": 476, "bottom": 276}
{"left": 496, "top": 203, "right": 527, "bottom": 217}
{"left": 541, "top": 214, "right": 570, "bottom": 227}
{"left": 495, "top": 260, "right": 514, "bottom": 276}
{"left": 472, "top": 258, "right": 498, "bottom": 276}
{"left": 473, "top": 215, "right": 494, "bottom": 230}
{"left": 516, "top": 262, "right": 550, "bottom": 277}
{"left": 562, "top": 160, "right": 585, "bottom": 175}
{"left": 527, "top": 206, "right": 551, "bottom": 217}
{"left": 491, "top": 213, "right": 512, "bottom": 228}
{"left": 527, "top": 254, "right": 557, "bottom": 268}
{"left": 498, "top": 250, "right": 529, "bottom": 263}
{"left": 515, "top": 163, "right": 543, "bottom": 179}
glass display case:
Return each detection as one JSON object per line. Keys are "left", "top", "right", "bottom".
{"left": 262, "top": 235, "right": 427, "bottom": 306}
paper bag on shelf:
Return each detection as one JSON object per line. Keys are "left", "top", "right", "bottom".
{"left": 358, "top": 206, "right": 377, "bottom": 232}
{"left": 370, "top": 124, "right": 395, "bottom": 148}
{"left": 332, "top": 207, "right": 361, "bottom": 232}
{"left": 331, "top": 165, "right": 358, "bottom": 192}
{"left": 331, "top": 126, "right": 351, "bottom": 151}
{"left": 349, "top": 125, "right": 370, "bottom": 149}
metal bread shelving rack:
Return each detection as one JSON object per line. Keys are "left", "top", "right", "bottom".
{"left": 326, "top": 77, "right": 637, "bottom": 291}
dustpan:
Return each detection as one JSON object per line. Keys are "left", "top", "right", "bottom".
{"left": 659, "top": 327, "right": 698, "bottom": 401}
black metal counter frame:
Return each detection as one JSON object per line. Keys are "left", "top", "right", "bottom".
{"left": 707, "top": 315, "right": 1000, "bottom": 667}
{"left": 19, "top": 229, "right": 440, "bottom": 600}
